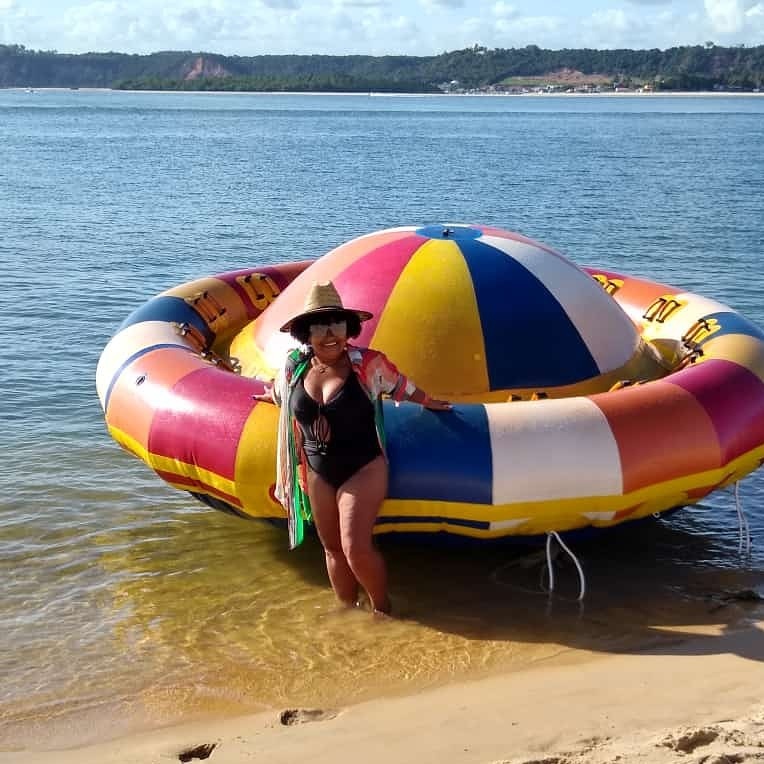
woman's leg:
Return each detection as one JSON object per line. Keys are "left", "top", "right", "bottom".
{"left": 336, "top": 456, "right": 390, "bottom": 614}
{"left": 307, "top": 470, "right": 359, "bottom": 606}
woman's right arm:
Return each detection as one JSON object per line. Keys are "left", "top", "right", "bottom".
{"left": 252, "top": 382, "right": 277, "bottom": 404}
{"left": 252, "top": 366, "right": 284, "bottom": 405}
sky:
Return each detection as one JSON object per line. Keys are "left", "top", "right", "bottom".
{"left": 1, "top": 0, "right": 762, "bottom": 57}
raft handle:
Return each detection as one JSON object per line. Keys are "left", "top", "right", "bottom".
{"left": 643, "top": 295, "right": 685, "bottom": 323}
{"left": 174, "top": 321, "right": 208, "bottom": 353}
{"left": 235, "top": 272, "right": 281, "bottom": 312}
{"left": 185, "top": 290, "right": 227, "bottom": 325}
{"left": 200, "top": 350, "right": 241, "bottom": 374}
{"left": 681, "top": 317, "right": 720, "bottom": 349}
{"left": 591, "top": 274, "right": 624, "bottom": 296}
{"left": 675, "top": 347, "right": 704, "bottom": 371}
{"left": 608, "top": 379, "right": 647, "bottom": 392}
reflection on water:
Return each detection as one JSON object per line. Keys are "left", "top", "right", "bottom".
{"left": 1, "top": 470, "right": 761, "bottom": 749}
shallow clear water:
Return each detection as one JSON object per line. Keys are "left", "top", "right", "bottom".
{"left": 1, "top": 90, "right": 763, "bottom": 750}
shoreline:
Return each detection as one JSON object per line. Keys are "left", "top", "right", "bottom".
{"left": 5, "top": 86, "right": 763, "bottom": 97}
{"left": 4, "top": 615, "right": 763, "bottom": 764}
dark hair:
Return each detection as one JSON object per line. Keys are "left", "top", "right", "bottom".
{"left": 290, "top": 310, "right": 362, "bottom": 345}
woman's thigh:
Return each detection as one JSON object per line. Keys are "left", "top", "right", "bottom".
{"left": 307, "top": 470, "right": 342, "bottom": 550}
{"left": 336, "top": 456, "right": 388, "bottom": 544}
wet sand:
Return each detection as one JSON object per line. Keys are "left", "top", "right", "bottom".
{"left": 4, "top": 614, "right": 763, "bottom": 764}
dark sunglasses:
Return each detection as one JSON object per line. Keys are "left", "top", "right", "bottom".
{"left": 309, "top": 319, "right": 347, "bottom": 339}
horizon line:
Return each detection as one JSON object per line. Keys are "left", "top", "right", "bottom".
{"left": 4, "top": 41, "right": 762, "bottom": 59}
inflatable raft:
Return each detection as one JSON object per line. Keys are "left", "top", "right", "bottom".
{"left": 96, "top": 225, "right": 764, "bottom": 541}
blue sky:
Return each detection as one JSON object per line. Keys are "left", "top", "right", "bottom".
{"left": 1, "top": 0, "right": 762, "bottom": 56}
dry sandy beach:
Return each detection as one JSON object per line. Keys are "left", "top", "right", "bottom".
{"left": 5, "top": 612, "right": 763, "bottom": 764}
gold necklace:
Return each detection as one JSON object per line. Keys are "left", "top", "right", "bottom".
{"left": 313, "top": 354, "right": 345, "bottom": 374}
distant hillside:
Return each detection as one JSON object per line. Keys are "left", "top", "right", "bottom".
{"left": 2, "top": 43, "right": 763, "bottom": 92}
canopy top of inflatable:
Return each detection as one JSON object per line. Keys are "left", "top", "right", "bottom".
{"left": 246, "top": 224, "right": 648, "bottom": 397}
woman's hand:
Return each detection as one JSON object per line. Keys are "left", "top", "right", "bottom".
{"left": 252, "top": 382, "right": 275, "bottom": 404}
{"left": 423, "top": 397, "right": 452, "bottom": 411}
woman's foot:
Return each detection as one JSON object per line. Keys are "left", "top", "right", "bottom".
{"left": 372, "top": 596, "right": 392, "bottom": 617}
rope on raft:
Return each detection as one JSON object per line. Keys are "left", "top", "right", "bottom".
{"left": 498, "top": 483, "right": 752, "bottom": 602}
{"left": 544, "top": 531, "right": 587, "bottom": 602}
{"left": 734, "top": 481, "right": 752, "bottom": 557}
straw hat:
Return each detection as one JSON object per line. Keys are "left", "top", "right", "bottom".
{"left": 280, "top": 281, "right": 373, "bottom": 332}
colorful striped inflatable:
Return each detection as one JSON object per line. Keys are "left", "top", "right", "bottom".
{"left": 96, "top": 225, "right": 764, "bottom": 541}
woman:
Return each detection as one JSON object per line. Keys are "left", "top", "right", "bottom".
{"left": 255, "top": 281, "right": 450, "bottom": 615}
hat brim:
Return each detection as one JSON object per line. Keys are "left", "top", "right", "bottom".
{"left": 280, "top": 306, "right": 373, "bottom": 333}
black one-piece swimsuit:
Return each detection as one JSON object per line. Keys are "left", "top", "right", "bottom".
{"left": 290, "top": 372, "right": 382, "bottom": 489}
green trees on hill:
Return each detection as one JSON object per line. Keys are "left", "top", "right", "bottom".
{"left": 1, "top": 43, "right": 763, "bottom": 91}
{"left": 113, "top": 74, "right": 438, "bottom": 93}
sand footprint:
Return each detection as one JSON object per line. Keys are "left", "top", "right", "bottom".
{"left": 178, "top": 742, "right": 217, "bottom": 761}
{"left": 661, "top": 726, "right": 721, "bottom": 753}
{"left": 280, "top": 707, "right": 339, "bottom": 726}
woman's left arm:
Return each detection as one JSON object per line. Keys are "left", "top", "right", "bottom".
{"left": 371, "top": 351, "right": 451, "bottom": 411}
{"left": 408, "top": 387, "right": 452, "bottom": 411}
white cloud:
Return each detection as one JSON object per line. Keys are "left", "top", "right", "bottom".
{"left": 580, "top": 9, "right": 642, "bottom": 47}
{"left": 421, "top": 0, "right": 466, "bottom": 8}
{"left": 589, "top": 8, "right": 631, "bottom": 32}
{"left": 3, "top": 0, "right": 764, "bottom": 57}
{"left": 492, "top": 2, "right": 518, "bottom": 19}
{"left": 418, "top": 0, "right": 467, "bottom": 10}
{"left": 335, "top": 0, "right": 388, "bottom": 7}
{"left": 1, "top": 0, "right": 45, "bottom": 47}
{"left": 55, "top": 0, "right": 261, "bottom": 53}
{"left": 260, "top": 0, "right": 299, "bottom": 9}
{"left": 704, "top": 0, "right": 764, "bottom": 39}
{"left": 489, "top": 13, "right": 561, "bottom": 45}
{"left": 705, "top": 0, "right": 745, "bottom": 33}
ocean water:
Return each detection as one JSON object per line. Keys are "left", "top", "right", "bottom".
{"left": 2, "top": 89, "right": 764, "bottom": 750}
